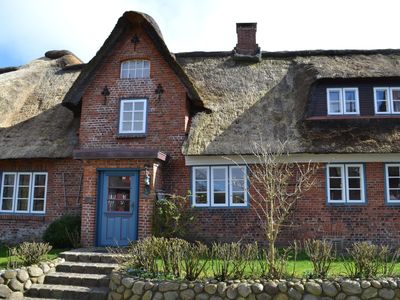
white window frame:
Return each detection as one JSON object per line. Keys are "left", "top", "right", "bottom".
{"left": 327, "top": 88, "right": 359, "bottom": 115}
{"left": 374, "top": 87, "right": 400, "bottom": 115}
{"left": 120, "top": 60, "right": 150, "bottom": 79}
{"left": 229, "top": 166, "right": 248, "bottom": 207}
{"left": 119, "top": 99, "right": 147, "bottom": 134}
{"left": 0, "top": 172, "right": 47, "bottom": 214}
{"left": 211, "top": 166, "right": 228, "bottom": 207}
{"left": 192, "top": 167, "right": 210, "bottom": 207}
{"left": 326, "top": 164, "right": 365, "bottom": 204}
{"left": 385, "top": 164, "right": 400, "bottom": 204}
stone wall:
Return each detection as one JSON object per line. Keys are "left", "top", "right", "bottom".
{"left": 0, "top": 258, "right": 64, "bottom": 299}
{"left": 109, "top": 272, "right": 400, "bottom": 300}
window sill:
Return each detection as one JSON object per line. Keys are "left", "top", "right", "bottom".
{"left": 192, "top": 205, "right": 249, "bottom": 210}
{"left": 326, "top": 202, "right": 367, "bottom": 206}
{"left": 116, "top": 133, "right": 147, "bottom": 138}
{"left": 0, "top": 213, "right": 45, "bottom": 221}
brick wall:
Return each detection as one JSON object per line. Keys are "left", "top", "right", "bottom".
{"left": 0, "top": 158, "right": 82, "bottom": 244}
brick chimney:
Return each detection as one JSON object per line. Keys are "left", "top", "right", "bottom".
{"left": 233, "top": 23, "right": 261, "bottom": 61}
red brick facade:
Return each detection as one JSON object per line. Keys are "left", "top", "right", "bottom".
{"left": 0, "top": 158, "right": 82, "bottom": 244}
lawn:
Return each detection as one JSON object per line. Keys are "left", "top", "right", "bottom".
{"left": 0, "top": 245, "right": 65, "bottom": 269}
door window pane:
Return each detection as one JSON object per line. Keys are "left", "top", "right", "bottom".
{"left": 108, "top": 176, "right": 131, "bottom": 212}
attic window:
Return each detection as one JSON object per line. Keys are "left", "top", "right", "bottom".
{"left": 120, "top": 60, "right": 150, "bottom": 79}
{"left": 327, "top": 88, "right": 359, "bottom": 115}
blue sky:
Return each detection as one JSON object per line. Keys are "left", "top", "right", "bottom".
{"left": 1, "top": 0, "right": 400, "bottom": 67}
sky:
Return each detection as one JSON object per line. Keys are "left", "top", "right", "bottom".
{"left": 1, "top": 0, "right": 400, "bottom": 67}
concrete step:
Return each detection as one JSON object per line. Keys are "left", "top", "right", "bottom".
{"left": 59, "top": 249, "right": 125, "bottom": 264}
{"left": 26, "top": 284, "right": 108, "bottom": 300}
{"left": 56, "top": 261, "right": 118, "bottom": 275}
{"left": 44, "top": 272, "right": 110, "bottom": 287}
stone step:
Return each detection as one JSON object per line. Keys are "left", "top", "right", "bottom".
{"left": 24, "top": 298, "right": 72, "bottom": 300}
{"left": 59, "top": 249, "right": 125, "bottom": 264}
{"left": 56, "top": 261, "right": 118, "bottom": 275}
{"left": 44, "top": 272, "right": 110, "bottom": 287}
{"left": 26, "top": 284, "right": 108, "bottom": 300}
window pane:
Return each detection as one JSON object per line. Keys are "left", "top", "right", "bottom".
{"left": 32, "top": 200, "right": 44, "bottom": 212}
{"left": 329, "top": 91, "right": 340, "bottom": 101}
{"left": 232, "top": 180, "right": 245, "bottom": 192}
{"left": 213, "top": 193, "right": 226, "bottom": 204}
{"left": 18, "top": 186, "right": 29, "bottom": 198}
{"left": 344, "top": 90, "right": 356, "bottom": 101}
{"left": 347, "top": 167, "right": 360, "bottom": 177}
{"left": 213, "top": 181, "right": 226, "bottom": 192}
{"left": 329, "top": 102, "right": 341, "bottom": 113}
{"left": 232, "top": 192, "right": 245, "bottom": 204}
{"left": 1, "top": 198, "right": 12, "bottom": 210}
{"left": 135, "top": 61, "right": 143, "bottom": 69}
{"left": 123, "top": 102, "right": 133, "bottom": 111}
{"left": 393, "top": 101, "right": 400, "bottom": 112}
{"left": 348, "top": 178, "right": 360, "bottom": 189}
{"left": 122, "top": 122, "right": 131, "bottom": 132}
{"left": 329, "top": 167, "right": 341, "bottom": 177}
{"left": 34, "top": 187, "right": 45, "bottom": 198}
{"left": 123, "top": 112, "right": 133, "bottom": 121}
{"left": 389, "top": 189, "right": 400, "bottom": 201}
{"left": 196, "top": 181, "right": 208, "bottom": 192}
{"left": 345, "top": 101, "right": 356, "bottom": 113}
{"left": 231, "top": 167, "right": 245, "bottom": 180}
{"left": 17, "top": 199, "right": 28, "bottom": 211}
{"left": 3, "top": 187, "right": 14, "bottom": 198}
{"left": 143, "top": 68, "right": 150, "bottom": 78}
{"left": 195, "top": 194, "right": 207, "bottom": 204}
{"left": 213, "top": 168, "right": 225, "bottom": 180}
{"left": 121, "top": 69, "right": 129, "bottom": 78}
{"left": 349, "top": 190, "right": 361, "bottom": 201}
{"left": 35, "top": 175, "right": 46, "bottom": 186}
{"left": 143, "top": 61, "right": 150, "bottom": 68}
{"left": 378, "top": 100, "right": 388, "bottom": 112}
{"left": 4, "top": 174, "right": 15, "bottom": 185}
{"left": 133, "top": 112, "right": 144, "bottom": 121}
{"left": 330, "top": 190, "right": 342, "bottom": 201}
{"left": 388, "top": 166, "right": 400, "bottom": 177}
{"left": 376, "top": 89, "right": 387, "bottom": 100}
{"left": 195, "top": 168, "right": 207, "bottom": 180}
{"left": 133, "top": 121, "right": 143, "bottom": 131}
{"left": 134, "top": 102, "right": 144, "bottom": 111}
{"left": 389, "top": 178, "right": 400, "bottom": 189}
{"left": 329, "top": 178, "right": 342, "bottom": 189}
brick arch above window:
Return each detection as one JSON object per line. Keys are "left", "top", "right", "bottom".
{"left": 120, "top": 60, "right": 150, "bottom": 79}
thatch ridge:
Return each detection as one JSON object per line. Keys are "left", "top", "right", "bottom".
{"left": 63, "top": 11, "right": 205, "bottom": 115}
{"left": 178, "top": 52, "right": 400, "bottom": 155}
{"left": 0, "top": 53, "right": 81, "bottom": 159}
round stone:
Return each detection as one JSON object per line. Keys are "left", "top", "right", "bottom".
{"left": 210, "top": 296, "right": 223, "bottom": 300}
{"left": 110, "top": 292, "right": 122, "bottom": 300}
{"left": 16, "top": 270, "right": 29, "bottom": 283}
{"left": 217, "top": 282, "right": 227, "bottom": 295}
{"left": 153, "top": 292, "right": 163, "bottom": 300}
{"left": 8, "top": 291, "right": 24, "bottom": 300}
{"left": 341, "top": 280, "right": 362, "bottom": 295}
{"left": 121, "top": 277, "right": 135, "bottom": 289}
{"left": 305, "top": 282, "right": 322, "bottom": 296}
{"left": 277, "top": 282, "right": 287, "bottom": 293}
{"left": 322, "top": 281, "right": 338, "bottom": 297}
{"left": 3, "top": 270, "right": 16, "bottom": 280}
{"left": 194, "top": 283, "right": 204, "bottom": 294}
{"left": 123, "top": 288, "right": 133, "bottom": 299}
{"left": 361, "top": 287, "right": 378, "bottom": 300}
{"left": 195, "top": 293, "right": 209, "bottom": 300}
{"left": 24, "top": 279, "right": 32, "bottom": 290}
{"left": 111, "top": 273, "right": 122, "bottom": 285}
{"left": 165, "top": 291, "right": 179, "bottom": 300}
{"left": 181, "top": 289, "right": 195, "bottom": 300}
{"left": 378, "top": 288, "right": 395, "bottom": 300}
{"left": 371, "top": 280, "right": 381, "bottom": 289}
{"left": 238, "top": 284, "right": 251, "bottom": 297}
{"left": 116, "top": 285, "right": 125, "bottom": 294}
{"left": 293, "top": 283, "right": 304, "bottom": 293}
{"left": 252, "top": 283, "right": 264, "bottom": 294}
{"left": 347, "top": 296, "right": 361, "bottom": 300}
{"left": 9, "top": 279, "right": 24, "bottom": 291}
{"left": 335, "top": 292, "right": 346, "bottom": 300}
{"left": 303, "top": 294, "right": 318, "bottom": 300}
{"left": 388, "top": 280, "right": 397, "bottom": 289}
{"left": 226, "top": 285, "right": 238, "bottom": 299}
{"left": 159, "top": 282, "right": 180, "bottom": 292}
{"left": 272, "top": 293, "right": 288, "bottom": 300}
{"left": 39, "top": 263, "right": 50, "bottom": 274}
{"left": 143, "top": 290, "right": 153, "bottom": 300}
{"left": 37, "top": 275, "right": 45, "bottom": 284}
{"left": 204, "top": 284, "right": 217, "bottom": 295}
{"left": 361, "top": 281, "right": 371, "bottom": 289}
{"left": 180, "top": 283, "right": 188, "bottom": 291}
{"left": 0, "top": 284, "right": 12, "bottom": 298}
{"left": 28, "top": 266, "right": 43, "bottom": 277}
{"left": 144, "top": 282, "right": 154, "bottom": 290}
{"left": 287, "top": 287, "right": 302, "bottom": 300}
{"left": 264, "top": 281, "right": 279, "bottom": 295}
{"left": 256, "top": 292, "right": 272, "bottom": 300}
{"left": 132, "top": 281, "right": 145, "bottom": 295}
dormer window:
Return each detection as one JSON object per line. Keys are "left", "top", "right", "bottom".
{"left": 374, "top": 87, "right": 400, "bottom": 114}
{"left": 120, "top": 60, "right": 150, "bottom": 79}
{"left": 327, "top": 88, "right": 359, "bottom": 115}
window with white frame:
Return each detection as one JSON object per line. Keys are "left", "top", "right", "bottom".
{"left": 192, "top": 166, "right": 247, "bottom": 207}
{"left": 120, "top": 60, "right": 150, "bottom": 79}
{"left": 0, "top": 172, "right": 47, "bottom": 213}
{"left": 327, "top": 88, "right": 359, "bottom": 115}
{"left": 326, "top": 164, "right": 365, "bottom": 204}
{"left": 374, "top": 87, "right": 400, "bottom": 114}
{"left": 119, "top": 99, "right": 147, "bottom": 134}
{"left": 385, "top": 164, "right": 400, "bottom": 203}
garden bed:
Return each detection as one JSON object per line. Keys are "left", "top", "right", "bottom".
{"left": 109, "top": 272, "right": 400, "bottom": 300}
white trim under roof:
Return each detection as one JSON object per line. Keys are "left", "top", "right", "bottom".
{"left": 185, "top": 153, "right": 400, "bottom": 165}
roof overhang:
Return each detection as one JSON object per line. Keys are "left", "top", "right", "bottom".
{"left": 73, "top": 149, "right": 168, "bottom": 161}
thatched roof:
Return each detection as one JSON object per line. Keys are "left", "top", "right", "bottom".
{"left": 0, "top": 52, "right": 82, "bottom": 159}
{"left": 63, "top": 11, "right": 205, "bottom": 114}
{"left": 177, "top": 50, "right": 400, "bottom": 155}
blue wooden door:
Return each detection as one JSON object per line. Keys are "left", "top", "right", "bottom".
{"left": 98, "top": 170, "right": 139, "bottom": 246}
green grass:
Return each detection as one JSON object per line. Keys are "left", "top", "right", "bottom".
{"left": 0, "top": 245, "right": 66, "bottom": 269}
